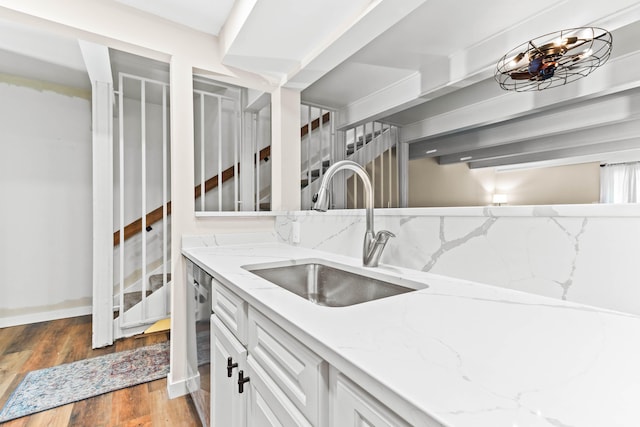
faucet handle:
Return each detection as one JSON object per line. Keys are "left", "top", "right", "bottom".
{"left": 375, "top": 230, "right": 395, "bottom": 243}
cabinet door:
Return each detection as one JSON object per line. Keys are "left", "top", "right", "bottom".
{"left": 247, "top": 355, "right": 313, "bottom": 427}
{"left": 333, "top": 373, "right": 412, "bottom": 427}
{"left": 212, "top": 315, "right": 247, "bottom": 427}
{"left": 248, "top": 308, "right": 327, "bottom": 425}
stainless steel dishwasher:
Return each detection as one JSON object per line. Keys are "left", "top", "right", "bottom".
{"left": 187, "top": 260, "right": 212, "bottom": 426}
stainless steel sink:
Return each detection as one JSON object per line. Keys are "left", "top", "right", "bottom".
{"left": 243, "top": 259, "right": 422, "bottom": 307}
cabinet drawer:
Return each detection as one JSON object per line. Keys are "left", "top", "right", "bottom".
{"left": 333, "top": 373, "right": 412, "bottom": 427}
{"left": 248, "top": 308, "right": 327, "bottom": 426}
{"left": 211, "top": 278, "right": 248, "bottom": 345}
{"left": 247, "top": 355, "right": 312, "bottom": 427}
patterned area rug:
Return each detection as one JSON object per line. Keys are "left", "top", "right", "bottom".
{"left": 0, "top": 342, "right": 169, "bottom": 422}
{"left": 0, "top": 335, "right": 210, "bottom": 422}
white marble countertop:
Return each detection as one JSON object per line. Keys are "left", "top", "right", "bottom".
{"left": 182, "top": 241, "right": 640, "bottom": 427}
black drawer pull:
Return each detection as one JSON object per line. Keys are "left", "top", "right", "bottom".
{"left": 238, "top": 370, "right": 250, "bottom": 393}
{"left": 227, "top": 357, "right": 238, "bottom": 377}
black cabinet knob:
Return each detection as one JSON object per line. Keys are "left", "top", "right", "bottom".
{"left": 238, "top": 370, "right": 250, "bottom": 393}
{"left": 227, "top": 357, "right": 238, "bottom": 377}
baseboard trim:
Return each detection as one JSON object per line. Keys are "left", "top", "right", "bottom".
{"left": 167, "top": 371, "right": 200, "bottom": 399}
{"left": 0, "top": 305, "right": 92, "bottom": 328}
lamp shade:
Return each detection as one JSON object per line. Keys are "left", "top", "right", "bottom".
{"left": 492, "top": 194, "right": 508, "bottom": 204}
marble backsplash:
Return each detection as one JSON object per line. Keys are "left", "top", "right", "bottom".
{"left": 275, "top": 205, "right": 640, "bottom": 315}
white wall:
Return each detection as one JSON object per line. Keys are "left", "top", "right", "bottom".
{"left": 0, "top": 81, "right": 92, "bottom": 327}
{"left": 257, "top": 105, "right": 272, "bottom": 205}
{"left": 408, "top": 158, "right": 601, "bottom": 207}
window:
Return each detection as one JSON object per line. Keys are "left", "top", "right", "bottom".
{"left": 600, "top": 162, "right": 640, "bottom": 203}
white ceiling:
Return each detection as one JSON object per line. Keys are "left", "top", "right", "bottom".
{"left": 300, "top": 0, "right": 640, "bottom": 169}
{"left": 112, "top": 0, "right": 235, "bottom": 35}
{"left": 302, "top": 0, "right": 639, "bottom": 107}
{"left": 0, "top": 17, "right": 89, "bottom": 89}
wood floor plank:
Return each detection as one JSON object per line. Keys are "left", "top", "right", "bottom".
{"left": 148, "top": 378, "right": 201, "bottom": 427}
{"left": 110, "top": 383, "right": 151, "bottom": 425}
{"left": 1, "top": 415, "right": 28, "bottom": 427}
{"left": 68, "top": 391, "right": 113, "bottom": 427}
{"left": 114, "top": 336, "right": 141, "bottom": 352}
{"left": 20, "top": 325, "right": 68, "bottom": 372}
{"left": 2, "top": 322, "right": 46, "bottom": 355}
{"left": 57, "top": 323, "right": 92, "bottom": 364}
{"left": 147, "top": 378, "right": 166, "bottom": 393}
{"left": 115, "top": 413, "right": 154, "bottom": 427}
{"left": 138, "top": 332, "right": 169, "bottom": 346}
{"left": 0, "top": 373, "right": 24, "bottom": 409}
{"left": 0, "top": 351, "right": 31, "bottom": 407}
{"left": 0, "top": 325, "right": 28, "bottom": 356}
{"left": 24, "top": 402, "right": 73, "bottom": 427}
{"left": 0, "top": 350, "right": 31, "bottom": 377}
{"left": 0, "top": 373, "right": 18, "bottom": 408}
{"left": 66, "top": 315, "right": 92, "bottom": 327}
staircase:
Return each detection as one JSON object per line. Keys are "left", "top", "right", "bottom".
{"left": 346, "top": 128, "right": 385, "bottom": 156}
{"left": 109, "top": 102, "right": 397, "bottom": 339}
{"left": 300, "top": 108, "right": 399, "bottom": 210}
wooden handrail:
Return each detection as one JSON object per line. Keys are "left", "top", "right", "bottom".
{"left": 113, "top": 145, "right": 272, "bottom": 246}
{"left": 301, "top": 112, "right": 330, "bottom": 138}
{"left": 114, "top": 111, "right": 329, "bottom": 247}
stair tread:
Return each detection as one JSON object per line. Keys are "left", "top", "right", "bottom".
{"left": 117, "top": 273, "right": 172, "bottom": 314}
{"left": 346, "top": 129, "right": 385, "bottom": 151}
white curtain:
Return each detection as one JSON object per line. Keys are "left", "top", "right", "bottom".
{"left": 600, "top": 162, "right": 640, "bottom": 203}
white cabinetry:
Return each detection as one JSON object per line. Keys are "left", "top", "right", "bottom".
{"left": 331, "top": 372, "right": 412, "bottom": 427}
{"left": 247, "top": 308, "right": 327, "bottom": 427}
{"left": 208, "top": 276, "right": 416, "bottom": 427}
{"left": 211, "top": 315, "right": 247, "bottom": 426}
{"left": 211, "top": 277, "right": 249, "bottom": 427}
{"left": 210, "top": 279, "right": 326, "bottom": 427}
{"left": 247, "top": 356, "right": 313, "bottom": 426}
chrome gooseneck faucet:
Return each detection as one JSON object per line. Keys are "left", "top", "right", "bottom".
{"left": 312, "top": 160, "right": 395, "bottom": 267}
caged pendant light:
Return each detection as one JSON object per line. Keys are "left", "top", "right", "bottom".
{"left": 495, "top": 27, "right": 612, "bottom": 92}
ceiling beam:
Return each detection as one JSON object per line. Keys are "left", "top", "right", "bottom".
{"left": 334, "top": 72, "right": 423, "bottom": 130}
{"left": 327, "top": 1, "right": 640, "bottom": 134}
{"left": 284, "top": 0, "right": 428, "bottom": 90}
{"left": 439, "top": 118, "right": 640, "bottom": 165}
{"left": 219, "top": 0, "right": 258, "bottom": 57}
{"left": 414, "top": 86, "right": 640, "bottom": 159}
{"left": 469, "top": 137, "right": 640, "bottom": 169}
{"left": 402, "top": 24, "right": 640, "bottom": 145}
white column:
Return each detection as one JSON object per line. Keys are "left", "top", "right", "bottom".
{"left": 91, "top": 80, "right": 114, "bottom": 348}
{"left": 168, "top": 55, "right": 198, "bottom": 398}
{"left": 397, "top": 134, "right": 409, "bottom": 208}
{"left": 239, "top": 108, "right": 256, "bottom": 211}
{"left": 270, "top": 86, "right": 301, "bottom": 211}
{"left": 332, "top": 121, "right": 347, "bottom": 209}
{"left": 80, "top": 40, "right": 115, "bottom": 349}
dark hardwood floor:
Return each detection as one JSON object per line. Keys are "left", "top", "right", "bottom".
{"left": 0, "top": 315, "right": 201, "bottom": 426}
